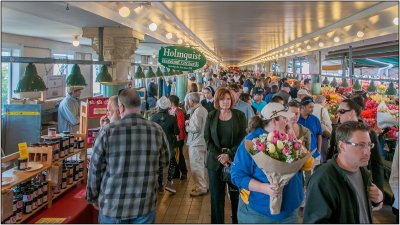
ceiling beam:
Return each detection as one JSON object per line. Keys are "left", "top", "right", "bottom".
{"left": 68, "top": 2, "right": 175, "bottom": 45}
{"left": 152, "top": 2, "right": 221, "bottom": 62}
{"left": 241, "top": 1, "right": 398, "bottom": 65}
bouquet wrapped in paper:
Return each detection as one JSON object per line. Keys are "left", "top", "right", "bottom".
{"left": 245, "top": 131, "right": 315, "bottom": 215}
{"left": 377, "top": 101, "right": 398, "bottom": 129}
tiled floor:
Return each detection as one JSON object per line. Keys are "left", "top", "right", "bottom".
{"left": 155, "top": 146, "right": 397, "bottom": 224}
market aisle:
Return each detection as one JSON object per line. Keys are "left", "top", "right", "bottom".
{"left": 155, "top": 145, "right": 396, "bottom": 224}
{"left": 155, "top": 145, "right": 232, "bottom": 224}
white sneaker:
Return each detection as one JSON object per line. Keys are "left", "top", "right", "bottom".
{"left": 165, "top": 181, "right": 176, "bottom": 193}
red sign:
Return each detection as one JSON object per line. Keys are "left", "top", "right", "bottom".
{"left": 87, "top": 97, "right": 109, "bottom": 118}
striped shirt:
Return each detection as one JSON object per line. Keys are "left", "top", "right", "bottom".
{"left": 86, "top": 113, "right": 170, "bottom": 219}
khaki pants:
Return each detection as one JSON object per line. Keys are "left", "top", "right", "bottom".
{"left": 188, "top": 145, "right": 208, "bottom": 191}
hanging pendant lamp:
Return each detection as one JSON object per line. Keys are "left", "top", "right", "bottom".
{"left": 95, "top": 65, "right": 113, "bottom": 83}
{"left": 66, "top": 64, "right": 87, "bottom": 87}
{"left": 168, "top": 68, "right": 175, "bottom": 76}
{"left": 134, "top": 66, "right": 145, "bottom": 79}
{"left": 352, "top": 80, "right": 362, "bottom": 91}
{"left": 386, "top": 82, "right": 397, "bottom": 96}
{"left": 145, "top": 66, "right": 156, "bottom": 78}
{"left": 163, "top": 67, "right": 170, "bottom": 77}
{"left": 15, "top": 63, "right": 47, "bottom": 93}
{"left": 156, "top": 67, "right": 163, "bottom": 77}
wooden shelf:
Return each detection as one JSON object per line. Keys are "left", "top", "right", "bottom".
{"left": 54, "top": 148, "right": 86, "bottom": 164}
{"left": 1, "top": 164, "right": 51, "bottom": 191}
{"left": 52, "top": 177, "right": 84, "bottom": 201}
{"left": 17, "top": 200, "right": 48, "bottom": 224}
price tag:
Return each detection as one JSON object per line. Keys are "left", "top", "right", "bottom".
{"left": 18, "top": 142, "right": 28, "bottom": 159}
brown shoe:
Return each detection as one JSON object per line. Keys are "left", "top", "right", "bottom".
{"left": 190, "top": 189, "right": 208, "bottom": 197}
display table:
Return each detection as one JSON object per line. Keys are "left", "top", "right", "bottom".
{"left": 26, "top": 182, "right": 98, "bottom": 224}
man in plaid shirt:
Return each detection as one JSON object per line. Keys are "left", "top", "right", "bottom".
{"left": 86, "top": 88, "right": 170, "bottom": 223}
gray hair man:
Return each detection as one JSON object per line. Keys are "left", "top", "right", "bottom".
{"left": 185, "top": 92, "right": 209, "bottom": 196}
{"left": 87, "top": 88, "right": 170, "bottom": 223}
{"left": 99, "top": 96, "right": 121, "bottom": 127}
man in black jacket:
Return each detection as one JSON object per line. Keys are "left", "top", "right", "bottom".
{"left": 304, "top": 121, "right": 384, "bottom": 223}
{"left": 326, "top": 98, "right": 384, "bottom": 192}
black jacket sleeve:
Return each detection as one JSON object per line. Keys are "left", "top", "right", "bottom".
{"left": 368, "top": 131, "right": 384, "bottom": 191}
{"left": 326, "top": 128, "right": 337, "bottom": 162}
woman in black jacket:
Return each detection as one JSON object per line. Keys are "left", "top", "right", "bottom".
{"left": 204, "top": 88, "right": 247, "bottom": 224}
{"left": 326, "top": 98, "right": 384, "bottom": 191}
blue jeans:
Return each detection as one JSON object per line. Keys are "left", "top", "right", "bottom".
{"left": 98, "top": 210, "right": 155, "bottom": 224}
{"left": 237, "top": 197, "right": 299, "bottom": 224}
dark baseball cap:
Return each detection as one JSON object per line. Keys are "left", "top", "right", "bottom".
{"left": 300, "top": 96, "right": 314, "bottom": 106}
{"left": 253, "top": 87, "right": 264, "bottom": 95}
{"left": 282, "top": 82, "right": 291, "bottom": 88}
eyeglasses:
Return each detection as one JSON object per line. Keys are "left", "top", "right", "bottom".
{"left": 345, "top": 141, "right": 375, "bottom": 150}
{"left": 338, "top": 109, "right": 352, "bottom": 114}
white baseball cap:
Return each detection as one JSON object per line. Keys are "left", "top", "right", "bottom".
{"left": 157, "top": 96, "right": 171, "bottom": 109}
{"left": 261, "top": 102, "right": 294, "bottom": 120}
{"left": 297, "top": 89, "right": 311, "bottom": 96}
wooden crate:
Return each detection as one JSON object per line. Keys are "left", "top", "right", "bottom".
{"left": 28, "top": 146, "right": 53, "bottom": 164}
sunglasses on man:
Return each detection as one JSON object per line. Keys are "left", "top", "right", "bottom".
{"left": 338, "top": 109, "right": 352, "bottom": 114}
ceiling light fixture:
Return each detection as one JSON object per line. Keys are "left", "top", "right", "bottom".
{"left": 306, "top": 45, "right": 311, "bottom": 50}
{"left": 285, "top": 52, "right": 288, "bottom": 55}
{"left": 119, "top": 6, "right": 130, "bottom": 17}
{"left": 15, "top": 63, "right": 47, "bottom": 93}
{"left": 357, "top": 31, "right": 365, "bottom": 38}
{"left": 291, "top": 49, "right": 295, "bottom": 53}
{"left": 393, "top": 17, "right": 399, "bottom": 25}
{"left": 149, "top": 23, "right": 157, "bottom": 31}
{"left": 319, "top": 42, "right": 324, "bottom": 47}
{"left": 297, "top": 47, "right": 302, "bottom": 52}
{"left": 177, "top": 39, "right": 183, "bottom": 44}
{"left": 72, "top": 35, "right": 80, "bottom": 47}
{"left": 333, "top": 36, "right": 341, "bottom": 43}
{"left": 166, "top": 33, "right": 173, "bottom": 39}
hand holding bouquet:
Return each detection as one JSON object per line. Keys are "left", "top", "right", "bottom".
{"left": 245, "top": 131, "right": 315, "bottom": 214}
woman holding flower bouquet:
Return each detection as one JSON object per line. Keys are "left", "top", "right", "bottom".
{"left": 231, "top": 102, "right": 313, "bottom": 223}
{"left": 204, "top": 88, "right": 247, "bottom": 224}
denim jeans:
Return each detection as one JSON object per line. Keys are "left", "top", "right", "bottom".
{"left": 237, "top": 197, "right": 299, "bottom": 224}
{"left": 98, "top": 210, "right": 155, "bottom": 224}
{"left": 208, "top": 166, "right": 239, "bottom": 224}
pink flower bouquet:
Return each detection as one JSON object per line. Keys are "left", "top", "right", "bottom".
{"left": 245, "top": 131, "right": 315, "bottom": 215}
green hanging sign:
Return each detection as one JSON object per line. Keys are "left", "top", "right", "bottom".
{"left": 158, "top": 46, "right": 206, "bottom": 71}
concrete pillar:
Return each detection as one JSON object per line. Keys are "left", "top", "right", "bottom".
{"left": 176, "top": 74, "right": 186, "bottom": 103}
{"left": 83, "top": 27, "right": 145, "bottom": 96}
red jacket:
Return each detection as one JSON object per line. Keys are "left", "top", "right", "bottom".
{"left": 171, "top": 107, "right": 186, "bottom": 141}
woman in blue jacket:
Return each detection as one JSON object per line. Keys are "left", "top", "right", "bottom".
{"left": 231, "top": 102, "right": 307, "bottom": 223}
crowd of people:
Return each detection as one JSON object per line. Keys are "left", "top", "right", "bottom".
{"left": 85, "top": 70, "right": 397, "bottom": 224}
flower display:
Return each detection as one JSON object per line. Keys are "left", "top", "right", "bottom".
{"left": 377, "top": 84, "right": 387, "bottom": 94}
{"left": 384, "top": 126, "right": 399, "bottom": 140}
{"left": 270, "top": 76, "right": 280, "bottom": 83}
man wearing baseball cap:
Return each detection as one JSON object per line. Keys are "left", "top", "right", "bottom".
{"left": 58, "top": 86, "right": 84, "bottom": 133}
{"left": 252, "top": 87, "right": 267, "bottom": 113}
{"left": 231, "top": 102, "right": 308, "bottom": 223}
{"left": 274, "top": 82, "right": 292, "bottom": 105}
{"left": 150, "top": 96, "right": 180, "bottom": 193}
